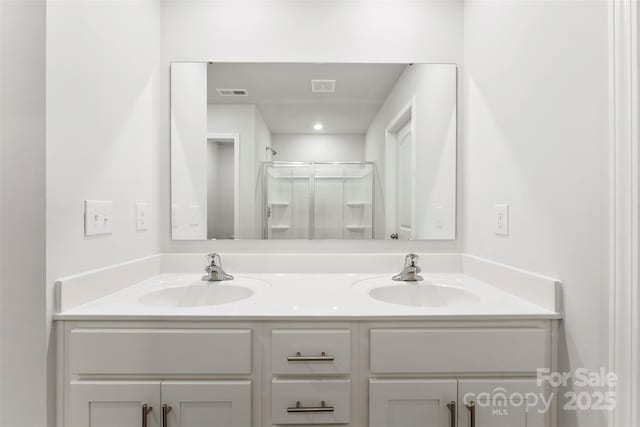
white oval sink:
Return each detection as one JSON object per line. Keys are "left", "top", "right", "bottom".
{"left": 368, "top": 281, "right": 480, "bottom": 308}
{"left": 139, "top": 282, "right": 253, "bottom": 307}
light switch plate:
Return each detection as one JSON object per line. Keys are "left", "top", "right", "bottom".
{"left": 135, "top": 202, "right": 150, "bottom": 231}
{"left": 495, "top": 203, "right": 509, "bottom": 236}
{"left": 84, "top": 200, "right": 113, "bottom": 236}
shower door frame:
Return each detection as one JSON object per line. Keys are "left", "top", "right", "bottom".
{"left": 261, "top": 161, "right": 377, "bottom": 240}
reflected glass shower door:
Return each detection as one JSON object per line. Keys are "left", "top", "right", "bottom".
{"left": 314, "top": 163, "right": 374, "bottom": 240}
{"left": 263, "top": 163, "right": 311, "bottom": 240}
{"left": 262, "top": 162, "right": 375, "bottom": 240}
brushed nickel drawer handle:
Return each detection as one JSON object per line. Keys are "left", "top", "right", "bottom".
{"left": 162, "top": 404, "right": 172, "bottom": 427}
{"left": 447, "top": 401, "right": 456, "bottom": 427}
{"left": 287, "top": 351, "right": 335, "bottom": 362}
{"left": 466, "top": 401, "right": 476, "bottom": 427}
{"left": 141, "top": 404, "right": 152, "bottom": 427}
{"left": 287, "top": 400, "right": 334, "bottom": 413}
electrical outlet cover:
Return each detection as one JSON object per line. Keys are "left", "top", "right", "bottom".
{"left": 136, "top": 202, "right": 150, "bottom": 231}
{"left": 495, "top": 204, "right": 509, "bottom": 236}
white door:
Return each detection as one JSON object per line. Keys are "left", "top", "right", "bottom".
{"left": 395, "top": 121, "right": 413, "bottom": 240}
{"left": 68, "top": 380, "right": 160, "bottom": 427}
{"left": 369, "top": 379, "right": 457, "bottom": 427}
{"left": 161, "top": 381, "right": 252, "bottom": 427}
{"left": 458, "top": 380, "right": 548, "bottom": 427}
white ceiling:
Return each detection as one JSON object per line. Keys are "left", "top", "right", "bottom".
{"left": 207, "top": 63, "right": 407, "bottom": 133}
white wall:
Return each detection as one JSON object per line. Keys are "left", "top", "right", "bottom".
{"left": 46, "top": 0, "right": 162, "bottom": 424}
{"left": 462, "top": 2, "right": 608, "bottom": 426}
{"left": 272, "top": 133, "right": 365, "bottom": 162}
{"left": 161, "top": 0, "right": 463, "bottom": 251}
{"left": 365, "top": 64, "right": 457, "bottom": 240}
{"left": 0, "top": 2, "right": 47, "bottom": 426}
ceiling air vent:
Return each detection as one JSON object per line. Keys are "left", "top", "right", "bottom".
{"left": 311, "top": 80, "right": 335, "bottom": 93}
{"left": 216, "top": 88, "right": 248, "bottom": 96}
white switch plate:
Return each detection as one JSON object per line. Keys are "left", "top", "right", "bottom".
{"left": 84, "top": 200, "right": 113, "bottom": 236}
{"left": 495, "top": 204, "right": 509, "bottom": 236}
{"left": 189, "top": 205, "right": 201, "bottom": 226}
{"left": 135, "top": 202, "right": 150, "bottom": 231}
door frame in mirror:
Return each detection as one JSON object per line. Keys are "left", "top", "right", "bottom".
{"left": 207, "top": 132, "right": 240, "bottom": 240}
{"left": 384, "top": 97, "right": 416, "bottom": 240}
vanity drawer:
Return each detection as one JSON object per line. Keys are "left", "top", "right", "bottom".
{"left": 370, "top": 328, "right": 547, "bottom": 374}
{"left": 271, "top": 379, "right": 351, "bottom": 425}
{"left": 271, "top": 329, "right": 351, "bottom": 375}
{"left": 69, "top": 328, "right": 252, "bottom": 375}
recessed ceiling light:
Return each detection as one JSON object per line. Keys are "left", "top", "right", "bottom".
{"left": 313, "top": 123, "right": 323, "bottom": 131}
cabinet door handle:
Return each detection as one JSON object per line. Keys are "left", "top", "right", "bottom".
{"left": 466, "top": 401, "right": 476, "bottom": 427}
{"left": 141, "top": 404, "right": 152, "bottom": 427}
{"left": 447, "top": 401, "right": 456, "bottom": 427}
{"left": 162, "top": 404, "right": 172, "bottom": 427}
{"left": 287, "top": 351, "right": 334, "bottom": 362}
{"left": 287, "top": 400, "right": 334, "bottom": 413}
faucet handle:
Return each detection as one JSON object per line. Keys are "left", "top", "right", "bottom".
{"left": 206, "top": 253, "right": 221, "bottom": 266}
{"left": 405, "top": 253, "right": 419, "bottom": 267}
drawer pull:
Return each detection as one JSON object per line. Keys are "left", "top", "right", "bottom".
{"left": 287, "top": 400, "right": 335, "bottom": 413}
{"left": 287, "top": 351, "right": 335, "bottom": 362}
{"left": 447, "top": 401, "right": 456, "bottom": 427}
{"left": 162, "top": 404, "right": 172, "bottom": 427}
{"left": 466, "top": 401, "right": 476, "bottom": 427}
{"left": 141, "top": 404, "right": 152, "bottom": 427}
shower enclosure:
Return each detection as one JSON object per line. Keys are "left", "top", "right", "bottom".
{"left": 262, "top": 162, "right": 376, "bottom": 240}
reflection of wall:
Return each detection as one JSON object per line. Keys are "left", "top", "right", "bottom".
{"left": 365, "top": 64, "right": 456, "bottom": 240}
{"left": 207, "top": 104, "right": 271, "bottom": 239}
{"left": 254, "top": 110, "right": 272, "bottom": 232}
{"left": 272, "top": 134, "right": 365, "bottom": 161}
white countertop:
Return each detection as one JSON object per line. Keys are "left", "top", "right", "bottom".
{"left": 54, "top": 272, "right": 561, "bottom": 321}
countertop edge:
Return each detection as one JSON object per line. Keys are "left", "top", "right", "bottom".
{"left": 53, "top": 313, "right": 563, "bottom": 322}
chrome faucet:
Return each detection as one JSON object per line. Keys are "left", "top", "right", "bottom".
{"left": 202, "top": 253, "right": 234, "bottom": 282}
{"left": 392, "top": 253, "right": 423, "bottom": 282}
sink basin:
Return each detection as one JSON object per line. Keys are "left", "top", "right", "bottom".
{"left": 368, "top": 281, "right": 480, "bottom": 308}
{"left": 139, "top": 282, "right": 253, "bottom": 307}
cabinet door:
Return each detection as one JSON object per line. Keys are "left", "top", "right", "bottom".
{"left": 458, "top": 380, "right": 549, "bottom": 427}
{"left": 161, "top": 381, "right": 251, "bottom": 427}
{"left": 369, "top": 379, "right": 457, "bottom": 427}
{"left": 68, "top": 380, "right": 160, "bottom": 427}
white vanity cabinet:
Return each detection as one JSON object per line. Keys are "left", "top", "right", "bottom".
{"left": 59, "top": 322, "right": 260, "bottom": 427}
{"left": 68, "top": 381, "right": 161, "bottom": 427}
{"left": 369, "top": 379, "right": 457, "bottom": 427}
{"left": 58, "top": 320, "right": 557, "bottom": 427}
{"left": 457, "top": 379, "right": 547, "bottom": 427}
{"left": 364, "top": 322, "right": 555, "bottom": 427}
{"left": 68, "top": 380, "right": 250, "bottom": 427}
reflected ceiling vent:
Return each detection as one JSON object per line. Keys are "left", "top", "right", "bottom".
{"left": 311, "top": 79, "right": 335, "bottom": 93}
{"left": 216, "top": 88, "right": 248, "bottom": 96}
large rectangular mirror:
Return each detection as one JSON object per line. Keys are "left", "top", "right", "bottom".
{"left": 171, "top": 62, "right": 456, "bottom": 240}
